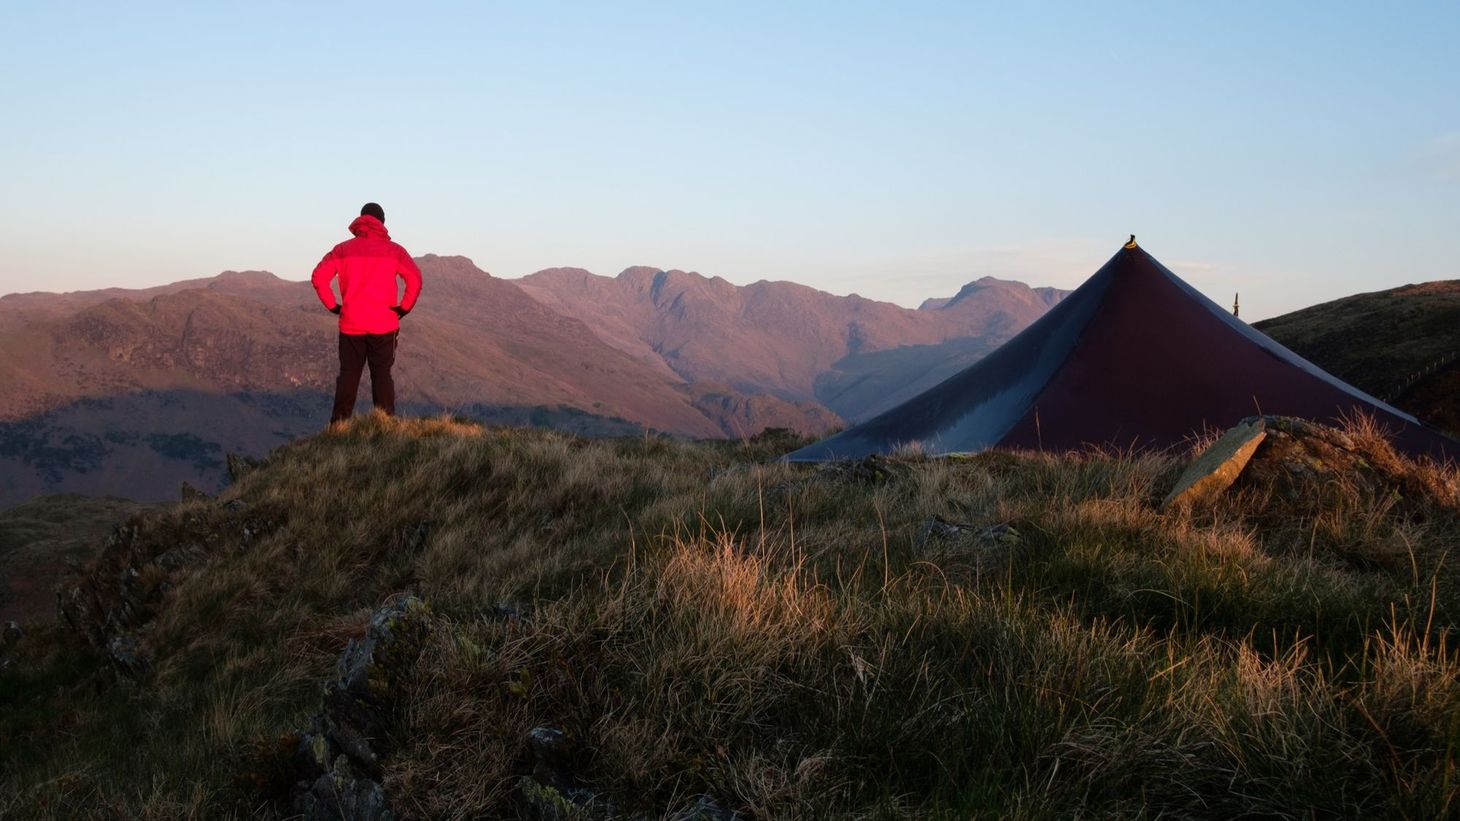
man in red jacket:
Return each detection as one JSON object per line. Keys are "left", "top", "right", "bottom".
{"left": 311, "top": 203, "right": 423, "bottom": 424}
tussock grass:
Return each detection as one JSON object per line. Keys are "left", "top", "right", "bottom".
{"left": 3, "top": 412, "right": 1459, "bottom": 818}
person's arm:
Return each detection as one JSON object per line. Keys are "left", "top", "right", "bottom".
{"left": 310, "top": 248, "right": 341, "bottom": 312}
{"left": 395, "top": 248, "right": 422, "bottom": 316}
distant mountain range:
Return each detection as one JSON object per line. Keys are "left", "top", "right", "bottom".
{"left": 516, "top": 267, "right": 1066, "bottom": 420}
{"left": 0, "top": 257, "right": 1067, "bottom": 505}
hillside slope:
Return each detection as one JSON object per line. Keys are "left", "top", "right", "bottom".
{"left": 1255, "top": 280, "right": 1460, "bottom": 433}
{"left": 2, "top": 416, "right": 1457, "bottom": 818}
{"left": 0, "top": 495, "right": 159, "bottom": 625}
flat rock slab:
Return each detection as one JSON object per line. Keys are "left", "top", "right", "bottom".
{"left": 1162, "top": 420, "right": 1268, "bottom": 509}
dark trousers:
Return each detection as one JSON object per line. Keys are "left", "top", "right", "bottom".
{"left": 331, "top": 331, "right": 398, "bottom": 423}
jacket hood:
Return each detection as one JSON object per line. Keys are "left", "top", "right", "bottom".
{"left": 349, "top": 214, "right": 390, "bottom": 240}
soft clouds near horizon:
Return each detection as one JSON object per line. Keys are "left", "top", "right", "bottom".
{"left": 0, "top": 2, "right": 1456, "bottom": 322}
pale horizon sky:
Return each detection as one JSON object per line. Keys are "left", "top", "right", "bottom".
{"left": 1, "top": 2, "right": 1457, "bottom": 321}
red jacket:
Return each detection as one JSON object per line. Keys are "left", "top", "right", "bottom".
{"left": 311, "top": 215, "right": 423, "bottom": 335}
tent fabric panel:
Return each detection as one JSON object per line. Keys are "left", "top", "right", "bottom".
{"left": 1158, "top": 258, "right": 1419, "bottom": 423}
{"left": 995, "top": 248, "right": 1451, "bottom": 459}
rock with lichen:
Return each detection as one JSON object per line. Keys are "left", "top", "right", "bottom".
{"left": 1237, "top": 415, "right": 1458, "bottom": 509}
{"left": 1162, "top": 419, "right": 1268, "bottom": 509}
{"left": 515, "top": 725, "right": 619, "bottom": 820}
{"left": 1158, "top": 415, "right": 1459, "bottom": 513}
{"left": 288, "top": 594, "right": 432, "bottom": 820}
{"left": 298, "top": 755, "right": 393, "bottom": 821}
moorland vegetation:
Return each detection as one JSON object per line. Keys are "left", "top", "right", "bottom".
{"left": 2, "top": 414, "right": 1458, "bottom": 818}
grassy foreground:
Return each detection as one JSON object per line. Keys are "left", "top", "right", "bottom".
{"left": 3, "top": 414, "right": 1460, "bottom": 818}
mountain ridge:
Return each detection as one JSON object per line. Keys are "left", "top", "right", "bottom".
{"left": 0, "top": 258, "right": 1064, "bottom": 505}
{"left": 516, "top": 264, "right": 1069, "bottom": 417}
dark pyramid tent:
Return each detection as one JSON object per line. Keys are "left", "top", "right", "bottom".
{"left": 787, "top": 239, "right": 1456, "bottom": 462}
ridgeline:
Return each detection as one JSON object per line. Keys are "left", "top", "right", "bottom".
{"left": 1257, "top": 280, "right": 1460, "bottom": 435}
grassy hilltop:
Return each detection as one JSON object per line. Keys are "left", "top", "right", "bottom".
{"left": 1257, "top": 280, "right": 1460, "bottom": 435}
{"left": 3, "top": 415, "right": 1460, "bottom": 818}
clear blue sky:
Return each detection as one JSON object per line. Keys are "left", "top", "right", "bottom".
{"left": 1, "top": 2, "right": 1456, "bottom": 320}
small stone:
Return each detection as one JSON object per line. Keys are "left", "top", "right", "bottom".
{"left": 977, "top": 522, "right": 1021, "bottom": 546}
{"left": 1162, "top": 419, "right": 1269, "bottom": 509}
{"left": 516, "top": 775, "right": 613, "bottom": 821}
{"left": 294, "top": 724, "right": 333, "bottom": 779}
{"left": 1, "top": 621, "right": 21, "bottom": 667}
{"left": 155, "top": 544, "right": 206, "bottom": 571}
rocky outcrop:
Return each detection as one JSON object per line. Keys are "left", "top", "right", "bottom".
{"left": 226, "top": 453, "right": 264, "bottom": 483}
{"left": 288, "top": 595, "right": 433, "bottom": 821}
{"left": 57, "top": 500, "right": 279, "bottom": 678}
{"left": 1238, "top": 416, "right": 1453, "bottom": 502}
{"left": 913, "top": 516, "right": 1022, "bottom": 579}
{"left": 1163, "top": 415, "right": 1459, "bottom": 511}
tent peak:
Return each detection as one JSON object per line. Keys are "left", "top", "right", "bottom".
{"left": 783, "top": 239, "right": 1457, "bottom": 463}
{"left": 1125, "top": 234, "right": 1138, "bottom": 249}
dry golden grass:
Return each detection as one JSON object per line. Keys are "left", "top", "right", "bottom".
{"left": 2, "top": 412, "right": 1459, "bottom": 818}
